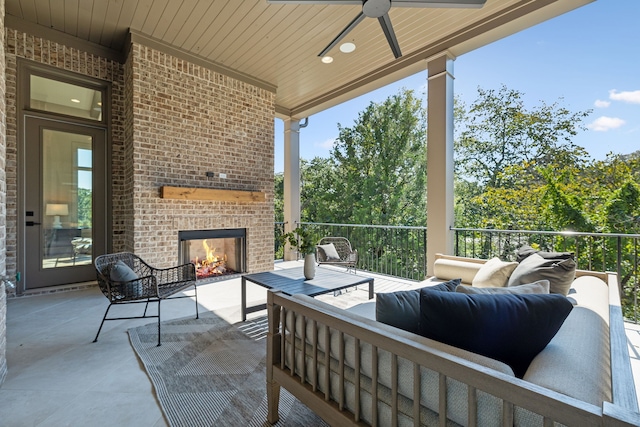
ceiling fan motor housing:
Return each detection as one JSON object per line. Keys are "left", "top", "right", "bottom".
{"left": 363, "top": 0, "right": 391, "bottom": 18}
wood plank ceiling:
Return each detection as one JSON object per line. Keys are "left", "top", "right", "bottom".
{"left": 5, "top": 0, "right": 593, "bottom": 118}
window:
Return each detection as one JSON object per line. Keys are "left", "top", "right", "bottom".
{"left": 77, "top": 148, "right": 92, "bottom": 228}
{"left": 30, "top": 75, "right": 103, "bottom": 121}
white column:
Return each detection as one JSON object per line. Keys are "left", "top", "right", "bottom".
{"left": 283, "top": 118, "right": 301, "bottom": 261}
{"left": 426, "top": 52, "right": 455, "bottom": 276}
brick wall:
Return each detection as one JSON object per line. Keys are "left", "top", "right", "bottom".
{"left": 0, "top": 0, "right": 7, "bottom": 386}
{"left": 3, "top": 29, "right": 125, "bottom": 284}
{"left": 3, "top": 30, "right": 276, "bottom": 284}
{"left": 126, "top": 43, "right": 275, "bottom": 272}
{"left": 0, "top": 16, "right": 276, "bottom": 381}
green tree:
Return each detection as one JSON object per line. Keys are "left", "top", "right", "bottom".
{"left": 330, "top": 88, "right": 426, "bottom": 226}
{"left": 454, "top": 86, "right": 591, "bottom": 229}
{"left": 274, "top": 172, "right": 284, "bottom": 223}
{"left": 77, "top": 188, "right": 92, "bottom": 228}
{"left": 539, "top": 167, "right": 594, "bottom": 232}
{"left": 300, "top": 157, "right": 339, "bottom": 222}
{"left": 274, "top": 157, "right": 338, "bottom": 224}
{"left": 455, "top": 85, "right": 590, "bottom": 188}
{"left": 604, "top": 181, "right": 640, "bottom": 234}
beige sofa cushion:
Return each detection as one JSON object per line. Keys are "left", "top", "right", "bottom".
{"left": 523, "top": 275, "right": 611, "bottom": 406}
{"left": 567, "top": 275, "right": 610, "bottom": 322}
{"left": 523, "top": 306, "right": 611, "bottom": 406}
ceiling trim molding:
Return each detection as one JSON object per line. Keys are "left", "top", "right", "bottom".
{"left": 5, "top": 15, "right": 124, "bottom": 63}
{"left": 129, "top": 30, "right": 277, "bottom": 94}
{"left": 284, "top": 0, "right": 585, "bottom": 117}
{"left": 275, "top": 105, "right": 293, "bottom": 119}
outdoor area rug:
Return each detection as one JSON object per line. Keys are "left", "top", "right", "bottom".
{"left": 128, "top": 311, "right": 328, "bottom": 427}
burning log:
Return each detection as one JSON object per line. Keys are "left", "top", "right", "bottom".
{"left": 192, "top": 239, "right": 235, "bottom": 279}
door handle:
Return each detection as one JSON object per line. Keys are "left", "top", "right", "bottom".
{"left": 26, "top": 221, "right": 41, "bottom": 226}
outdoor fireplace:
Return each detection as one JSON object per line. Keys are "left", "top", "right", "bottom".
{"left": 179, "top": 229, "right": 246, "bottom": 280}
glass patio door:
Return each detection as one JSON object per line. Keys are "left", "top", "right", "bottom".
{"left": 24, "top": 117, "right": 107, "bottom": 288}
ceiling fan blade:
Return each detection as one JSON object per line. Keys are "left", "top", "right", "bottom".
{"left": 378, "top": 13, "right": 402, "bottom": 59}
{"left": 268, "top": 1, "right": 361, "bottom": 4}
{"left": 391, "top": 0, "right": 486, "bottom": 7}
{"left": 318, "top": 11, "right": 365, "bottom": 57}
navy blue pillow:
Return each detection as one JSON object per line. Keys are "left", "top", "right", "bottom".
{"left": 418, "top": 290, "right": 573, "bottom": 378}
{"left": 375, "top": 279, "right": 461, "bottom": 334}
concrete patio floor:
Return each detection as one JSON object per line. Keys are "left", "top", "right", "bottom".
{"left": 1, "top": 261, "right": 639, "bottom": 426}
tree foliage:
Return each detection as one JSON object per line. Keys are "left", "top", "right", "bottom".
{"left": 454, "top": 86, "right": 593, "bottom": 230}
{"left": 330, "top": 89, "right": 426, "bottom": 226}
{"left": 453, "top": 87, "right": 640, "bottom": 319}
{"left": 273, "top": 85, "right": 640, "bottom": 317}
{"left": 275, "top": 88, "right": 427, "bottom": 228}
{"left": 274, "top": 89, "right": 427, "bottom": 276}
{"left": 77, "top": 188, "right": 92, "bottom": 228}
{"left": 455, "top": 85, "right": 590, "bottom": 188}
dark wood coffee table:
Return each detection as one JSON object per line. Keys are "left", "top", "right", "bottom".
{"left": 241, "top": 266, "right": 374, "bottom": 321}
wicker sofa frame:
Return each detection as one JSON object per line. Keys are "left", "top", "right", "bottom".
{"left": 93, "top": 252, "right": 198, "bottom": 346}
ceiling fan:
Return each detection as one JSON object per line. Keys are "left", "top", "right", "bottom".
{"left": 268, "top": 0, "right": 487, "bottom": 59}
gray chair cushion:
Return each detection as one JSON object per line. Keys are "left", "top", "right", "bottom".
{"left": 110, "top": 260, "right": 138, "bottom": 282}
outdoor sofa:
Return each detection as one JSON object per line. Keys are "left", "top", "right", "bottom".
{"left": 265, "top": 252, "right": 640, "bottom": 426}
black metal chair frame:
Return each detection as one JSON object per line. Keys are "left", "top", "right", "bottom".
{"left": 93, "top": 252, "right": 199, "bottom": 346}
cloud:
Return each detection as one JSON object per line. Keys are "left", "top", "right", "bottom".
{"left": 316, "top": 138, "right": 336, "bottom": 149}
{"left": 587, "top": 116, "right": 626, "bottom": 132}
{"left": 594, "top": 99, "right": 610, "bottom": 108}
{"left": 609, "top": 89, "right": 640, "bottom": 104}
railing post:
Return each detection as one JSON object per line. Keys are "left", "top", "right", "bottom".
{"left": 618, "top": 236, "right": 623, "bottom": 279}
{"left": 423, "top": 228, "right": 428, "bottom": 278}
{"left": 453, "top": 228, "right": 458, "bottom": 257}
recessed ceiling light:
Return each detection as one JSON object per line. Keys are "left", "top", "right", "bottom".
{"left": 71, "top": 98, "right": 80, "bottom": 103}
{"left": 321, "top": 56, "right": 333, "bottom": 64}
{"left": 340, "top": 42, "right": 356, "bottom": 53}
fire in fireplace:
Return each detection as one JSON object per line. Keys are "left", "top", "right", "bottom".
{"left": 179, "top": 229, "right": 246, "bottom": 280}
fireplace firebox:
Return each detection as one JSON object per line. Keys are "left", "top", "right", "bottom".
{"left": 179, "top": 229, "right": 246, "bottom": 280}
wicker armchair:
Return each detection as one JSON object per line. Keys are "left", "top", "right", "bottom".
{"left": 316, "top": 237, "right": 358, "bottom": 273}
{"left": 93, "top": 252, "right": 198, "bottom": 346}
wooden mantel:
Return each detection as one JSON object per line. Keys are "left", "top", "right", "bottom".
{"left": 160, "top": 186, "right": 266, "bottom": 202}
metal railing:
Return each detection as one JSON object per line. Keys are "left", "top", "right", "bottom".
{"left": 452, "top": 227, "right": 640, "bottom": 323}
{"left": 274, "top": 221, "right": 285, "bottom": 260}
{"left": 275, "top": 222, "right": 427, "bottom": 281}
{"left": 273, "top": 222, "right": 640, "bottom": 322}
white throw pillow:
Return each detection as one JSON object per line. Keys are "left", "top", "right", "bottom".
{"left": 317, "top": 243, "right": 341, "bottom": 261}
{"left": 471, "top": 257, "right": 518, "bottom": 288}
{"left": 456, "top": 280, "right": 550, "bottom": 295}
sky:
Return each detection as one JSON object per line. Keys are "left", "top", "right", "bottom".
{"left": 273, "top": 0, "right": 640, "bottom": 173}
